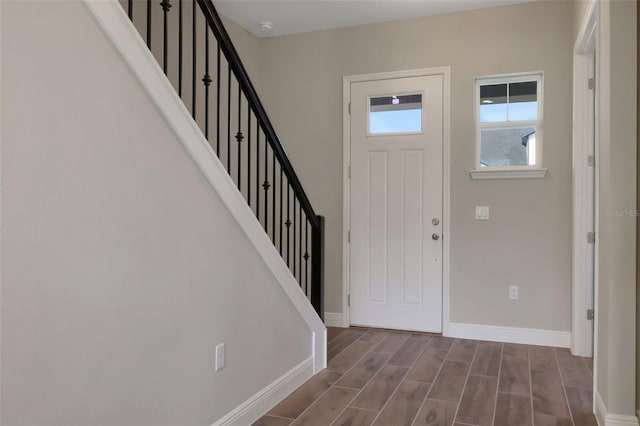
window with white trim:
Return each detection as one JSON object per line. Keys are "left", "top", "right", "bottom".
{"left": 473, "top": 73, "right": 545, "bottom": 177}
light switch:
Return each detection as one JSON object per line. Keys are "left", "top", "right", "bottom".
{"left": 475, "top": 206, "right": 489, "bottom": 220}
{"left": 215, "top": 343, "right": 225, "bottom": 371}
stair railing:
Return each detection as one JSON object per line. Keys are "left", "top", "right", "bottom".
{"left": 122, "top": 0, "right": 324, "bottom": 319}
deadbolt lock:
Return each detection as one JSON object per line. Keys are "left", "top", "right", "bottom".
{"left": 432, "top": 218, "right": 440, "bottom": 226}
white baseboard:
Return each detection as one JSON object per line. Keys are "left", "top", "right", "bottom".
{"left": 447, "top": 322, "right": 570, "bottom": 348}
{"left": 606, "top": 414, "right": 640, "bottom": 426}
{"left": 212, "top": 357, "right": 314, "bottom": 426}
{"left": 324, "top": 312, "right": 346, "bottom": 328}
{"left": 594, "top": 390, "right": 640, "bottom": 426}
{"left": 596, "top": 391, "right": 607, "bottom": 425}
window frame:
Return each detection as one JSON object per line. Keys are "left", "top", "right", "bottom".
{"left": 366, "top": 91, "right": 426, "bottom": 137}
{"left": 471, "top": 72, "right": 547, "bottom": 179}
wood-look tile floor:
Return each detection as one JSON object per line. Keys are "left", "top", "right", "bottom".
{"left": 254, "top": 327, "right": 596, "bottom": 426}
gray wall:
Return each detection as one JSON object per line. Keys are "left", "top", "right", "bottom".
{"left": 573, "top": 0, "right": 592, "bottom": 41}
{"left": 252, "top": 1, "right": 574, "bottom": 331}
{"left": 572, "top": 0, "right": 638, "bottom": 417}
{"left": 593, "top": 0, "right": 637, "bottom": 417}
{"left": 0, "top": 1, "right": 311, "bottom": 424}
{"left": 223, "top": 16, "right": 262, "bottom": 89}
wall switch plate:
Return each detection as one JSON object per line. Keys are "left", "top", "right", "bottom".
{"left": 215, "top": 343, "right": 225, "bottom": 371}
{"left": 475, "top": 206, "right": 490, "bottom": 220}
{"left": 509, "top": 286, "right": 519, "bottom": 300}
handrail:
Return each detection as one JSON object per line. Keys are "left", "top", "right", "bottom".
{"left": 196, "top": 0, "right": 320, "bottom": 228}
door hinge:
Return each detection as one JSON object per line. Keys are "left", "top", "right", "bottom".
{"left": 587, "top": 232, "right": 595, "bottom": 244}
{"left": 587, "top": 309, "right": 595, "bottom": 320}
{"left": 348, "top": 165, "right": 351, "bottom": 179}
{"left": 347, "top": 294, "right": 351, "bottom": 306}
{"left": 348, "top": 102, "right": 351, "bottom": 114}
{"left": 587, "top": 155, "right": 595, "bottom": 167}
{"left": 588, "top": 78, "right": 595, "bottom": 90}
{"left": 348, "top": 230, "right": 351, "bottom": 243}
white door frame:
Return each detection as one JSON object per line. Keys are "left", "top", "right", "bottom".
{"left": 571, "top": 0, "right": 597, "bottom": 359}
{"left": 341, "top": 67, "right": 451, "bottom": 332}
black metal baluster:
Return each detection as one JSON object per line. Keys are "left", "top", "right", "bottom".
{"left": 178, "top": 0, "right": 182, "bottom": 96}
{"left": 305, "top": 220, "right": 309, "bottom": 295}
{"left": 279, "top": 168, "right": 283, "bottom": 255}
{"left": 161, "top": 0, "right": 171, "bottom": 74}
{"left": 272, "top": 149, "right": 276, "bottom": 244}
{"left": 256, "top": 125, "right": 260, "bottom": 220}
{"left": 202, "top": 26, "right": 211, "bottom": 139}
{"left": 311, "top": 216, "right": 325, "bottom": 320}
{"left": 298, "top": 203, "right": 302, "bottom": 285}
{"left": 227, "top": 63, "right": 231, "bottom": 170}
{"left": 293, "top": 200, "right": 297, "bottom": 279}
{"left": 191, "top": 0, "right": 196, "bottom": 119}
{"left": 146, "top": 0, "right": 151, "bottom": 48}
{"left": 216, "top": 45, "right": 220, "bottom": 153}
{"left": 286, "top": 185, "right": 291, "bottom": 266}
{"left": 236, "top": 86, "right": 243, "bottom": 190}
{"left": 247, "top": 106, "right": 251, "bottom": 207}
{"left": 128, "top": 0, "right": 132, "bottom": 19}
{"left": 263, "top": 137, "right": 270, "bottom": 234}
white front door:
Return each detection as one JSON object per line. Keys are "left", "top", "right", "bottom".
{"left": 349, "top": 74, "right": 443, "bottom": 333}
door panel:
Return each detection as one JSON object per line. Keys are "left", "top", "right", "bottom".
{"left": 368, "top": 151, "right": 388, "bottom": 303}
{"left": 349, "top": 74, "right": 443, "bottom": 332}
{"left": 402, "top": 150, "right": 423, "bottom": 306}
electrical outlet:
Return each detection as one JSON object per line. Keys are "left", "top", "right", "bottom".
{"left": 475, "top": 206, "right": 490, "bottom": 220}
{"left": 215, "top": 343, "right": 225, "bottom": 371}
{"left": 509, "top": 286, "right": 519, "bottom": 300}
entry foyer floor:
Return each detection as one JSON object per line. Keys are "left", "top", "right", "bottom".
{"left": 254, "top": 327, "right": 596, "bottom": 426}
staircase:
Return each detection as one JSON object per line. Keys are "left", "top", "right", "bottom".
{"left": 120, "top": 0, "right": 324, "bottom": 319}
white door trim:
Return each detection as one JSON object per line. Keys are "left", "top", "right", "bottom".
{"left": 342, "top": 67, "right": 451, "bottom": 332}
{"left": 571, "top": 0, "right": 597, "bottom": 359}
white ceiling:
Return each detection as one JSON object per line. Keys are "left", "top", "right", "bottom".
{"left": 213, "top": 0, "right": 536, "bottom": 38}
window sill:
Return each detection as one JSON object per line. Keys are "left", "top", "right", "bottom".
{"left": 469, "top": 168, "right": 548, "bottom": 180}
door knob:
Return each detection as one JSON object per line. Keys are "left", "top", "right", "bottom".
{"left": 432, "top": 233, "right": 440, "bottom": 241}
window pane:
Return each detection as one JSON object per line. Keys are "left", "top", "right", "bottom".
{"left": 508, "top": 81, "right": 537, "bottom": 120}
{"left": 369, "top": 94, "right": 422, "bottom": 134}
{"left": 480, "top": 126, "right": 536, "bottom": 166}
{"left": 479, "top": 83, "right": 507, "bottom": 122}
{"left": 509, "top": 101, "right": 537, "bottom": 121}
{"left": 509, "top": 81, "right": 537, "bottom": 101}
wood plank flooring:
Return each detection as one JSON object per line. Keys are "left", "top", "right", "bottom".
{"left": 254, "top": 327, "right": 596, "bottom": 426}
